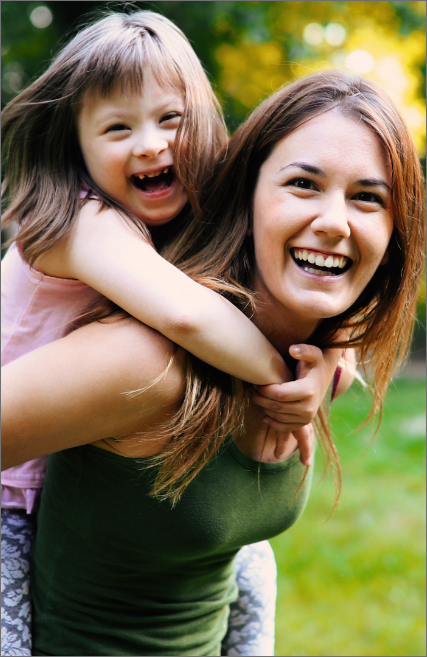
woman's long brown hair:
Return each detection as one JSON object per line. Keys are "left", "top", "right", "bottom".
{"left": 146, "top": 71, "right": 425, "bottom": 505}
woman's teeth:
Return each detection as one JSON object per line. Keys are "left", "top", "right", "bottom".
{"left": 292, "top": 249, "right": 349, "bottom": 275}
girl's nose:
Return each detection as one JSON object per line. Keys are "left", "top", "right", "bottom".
{"left": 132, "top": 127, "right": 168, "bottom": 159}
{"left": 311, "top": 194, "right": 351, "bottom": 239}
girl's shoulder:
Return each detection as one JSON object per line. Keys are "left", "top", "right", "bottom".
{"left": 33, "top": 200, "right": 147, "bottom": 280}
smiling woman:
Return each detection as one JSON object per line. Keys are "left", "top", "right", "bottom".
{"left": 251, "top": 110, "right": 394, "bottom": 340}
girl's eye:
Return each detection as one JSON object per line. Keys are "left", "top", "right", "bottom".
{"left": 354, "top": 191, "right": 385, "bottom": 206}
{"left": 106, "top": 124, "right": 129, "bottom": 132}
{"left": 160, "top": 112, "right": 182, "bottom": 124}
{"left": 288, "top": 177, "right": 317, "bottom": 190}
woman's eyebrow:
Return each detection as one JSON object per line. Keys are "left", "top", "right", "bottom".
{"left": 356, "top": 178, "right": 391, "bottom": 191}
{"left": 280, "top": 161, "right": 325, "bottom": 176}
{"left": 280, "top": 162, "right": 391, "bottom": 191}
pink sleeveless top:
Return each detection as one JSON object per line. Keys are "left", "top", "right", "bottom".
{"left": 1, "top": 243, "right": 103, "bottom": 512}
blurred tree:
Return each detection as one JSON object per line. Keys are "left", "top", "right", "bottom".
{"left": 2, "top": 1, "right": 425, "bottom": 151}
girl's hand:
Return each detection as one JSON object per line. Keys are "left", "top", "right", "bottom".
{"left": 251, "top": 344, "right": 342, "bottom": 464}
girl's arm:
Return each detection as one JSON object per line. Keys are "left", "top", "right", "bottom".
{"left": 1, "top": 318, "right": 185, "bottom": 471}
{"left": 33, "top": 202, "right": 289, "bottom": 385}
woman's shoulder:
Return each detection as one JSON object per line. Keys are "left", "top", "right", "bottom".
{"left": 1, "top": 317, "right": 186, "bottom": 470}
{"left": 65, "top": 316, "right": 186, "bottom": 400}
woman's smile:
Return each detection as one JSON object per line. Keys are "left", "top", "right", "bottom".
{"left": 252, "top": 109, "right": 393, "bottom": 341}
{"left": 290, "top": 247, "right": 352, "bottom": 277}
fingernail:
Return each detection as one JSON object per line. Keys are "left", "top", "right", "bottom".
{"left": 306, "top": 456, "right": 313, "bottom": 465}
{"left": 291, "top": 346, "right": 301, "bottom": 356}
{"left": 262, "top": 418, "right": 270, "bottom": 425}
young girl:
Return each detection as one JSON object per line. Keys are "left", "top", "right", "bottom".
{"left": 1, "top": 11, "right": 345, "bottom": 656}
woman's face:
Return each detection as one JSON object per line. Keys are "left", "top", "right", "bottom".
{"left": 252, "top": 109, "right": 393, "bottom": 335}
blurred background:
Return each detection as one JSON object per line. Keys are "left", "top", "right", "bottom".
{"left": 2, "top": 2, "right": 425, "bottom": 655}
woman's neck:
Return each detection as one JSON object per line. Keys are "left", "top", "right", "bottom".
{"left": 251, "top": 284, "right": 319, "bottom": 366}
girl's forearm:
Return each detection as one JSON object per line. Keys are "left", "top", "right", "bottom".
{"left": 43, "top": 206, "right": 290, "bottom": 385}
{"left": 161, "top": 289, "right": 291, "bottom": 384}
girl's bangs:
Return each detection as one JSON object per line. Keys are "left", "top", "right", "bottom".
{"left": 80, "top": 30, "right": 184, "bottom": 99}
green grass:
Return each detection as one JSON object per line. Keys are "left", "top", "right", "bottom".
{"left": 271, "top": 377, "right": 426, "bottom": 657}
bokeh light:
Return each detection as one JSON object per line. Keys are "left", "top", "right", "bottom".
{"left": 303, "top": 23, "right": 324, "bottom": 46}
{"left": 346, "top": 50, "right": 375, "bottom": 74}
{"left": 29, "top": 5, "right": 52, "bottom": 29}
{"left": 324, "top": 23, "right": 347, "bottom": 46}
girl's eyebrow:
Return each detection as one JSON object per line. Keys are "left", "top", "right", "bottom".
{"left": 98, "top": 109, "right": 129, "bottom": 120}
{"left": 280, "top": 161, "right": 390, "bottom": 191}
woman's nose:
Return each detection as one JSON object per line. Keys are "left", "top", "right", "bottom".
{"left": 132, "top": 127, "right": 168, "bottom": 159}
{"left": 311, "top": 194, "right": 351, "bottom": 239}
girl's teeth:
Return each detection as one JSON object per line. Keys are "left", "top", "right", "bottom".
{"left": 136, "top": 167, "right": 169, "bottom": 180}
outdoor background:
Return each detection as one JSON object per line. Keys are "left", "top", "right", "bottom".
{"left": 1, "top": 2, "right": 425, "bottom": 655}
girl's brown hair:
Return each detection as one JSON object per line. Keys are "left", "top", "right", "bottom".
{"left": 1, "top": 10, "right": 227, "bottom": 263}
{"left": 149, "top": 70, "right": 425, "bottom": 503}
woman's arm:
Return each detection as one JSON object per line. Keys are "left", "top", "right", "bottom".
{"left": 1, "top": 318, "right": 185, "bottom": 471}
{"left": 34, "top": 202, "right": 289, "bottom": 385}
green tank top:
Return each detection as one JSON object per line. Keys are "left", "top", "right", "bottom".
{"left": 32, "top": 438, "right": 312, "bottom": 656}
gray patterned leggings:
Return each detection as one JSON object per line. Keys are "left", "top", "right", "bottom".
{"left": 1, "top": 509, "right": 277, "bottom": 656}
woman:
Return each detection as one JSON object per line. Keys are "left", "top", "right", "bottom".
{"left": 2, "top": 71, "right": 425, "bottom": 656}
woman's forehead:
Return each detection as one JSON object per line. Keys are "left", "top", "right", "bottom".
{"left": 264, "top": 110, "right": 390, "bottom": 182}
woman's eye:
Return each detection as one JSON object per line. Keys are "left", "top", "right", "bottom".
{"left": 288, "top": 178, "right": 317, "bottom": 190}
{"left": 354, "top": 191, "right": 384, "bottom": 206}
{"left": 106, "top": 124, "right": 129, "bottom": 132}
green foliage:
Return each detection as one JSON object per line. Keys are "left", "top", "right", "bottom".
{"left": 271, "top": 377, "right": 426, "bottom": 656}
{"left": 1, "top": 1, "right": 426, "bottom": 148}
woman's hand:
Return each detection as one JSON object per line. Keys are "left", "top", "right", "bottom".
{"left": 273, "top": 425, "right": 314, "bottom": 464}
{"left": 251, "top": 344, "right": 342, "bottom": 465}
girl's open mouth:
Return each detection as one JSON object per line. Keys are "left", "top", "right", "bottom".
{"left": 291, "top": 248, "right": 352, "bottom": 276}
{"left": 131, "top": 167, "right": 175, "bottom": 194}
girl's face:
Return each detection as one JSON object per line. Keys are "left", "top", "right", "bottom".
{"left": 77, "top": 69, "right": 188, "bottom": 225}
{"left": 252, "top": 109, "right": 393, "bottom": 336}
